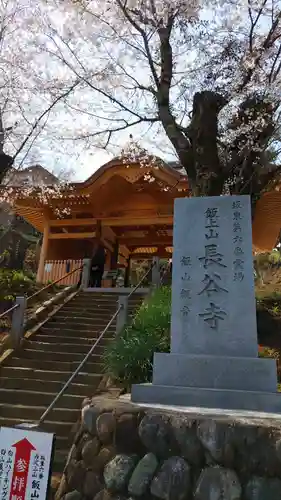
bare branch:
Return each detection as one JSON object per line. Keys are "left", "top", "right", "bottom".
{"left": 11, "top": 80, "right": 81, "bottom": 163}
{"left": 44, "top": 33, "right": 155, "bottom": 122}
{"left": 116, "top": 0, "right": 160, "bottom": 88}
{"left": 248, "top": 0, "right": 268, "bottom": 52}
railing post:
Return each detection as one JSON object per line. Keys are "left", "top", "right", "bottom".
{"left": 116, "top": 295, "right": 128, "bottom": 335}
{"left": 152, "top": 257, "right": 161, "bottom": 288}
{"left": 10, "top": 297, "right": 26, "bottom": 349}
{"left": 81, "top": 259, "right": 91, "bottom": 289}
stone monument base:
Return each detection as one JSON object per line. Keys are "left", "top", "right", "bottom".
{"left": 131, "top": 383, "right": 281, "bottom": 413}
{"left": 131, "top": 353, "right": 281, "bottom": 413}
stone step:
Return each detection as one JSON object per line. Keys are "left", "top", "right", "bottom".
{"left": 0, "top": 403, "right": 80, "bottom": 421}
{"left": 34, "top": 333, "right": 113, "bottom": 345}
{"left": 46, "top": 317, "right": 116, "bottom": 328}
{"left": 0, "top": 417, "right": 74, "bottom": 437}
{"left": 45, "top": 320, "right": 117, "bottom": 332}
{"left": 0, "top": 366, "right": 103, "bottom": 385}
{"left": 54, "top": 435, "right": 71, "bottom": 451}
{"left": 76, "top": 294, "right": 144, "bottom": 302}
{"left": 40, "top": 326, "right": 116, "bottom": 337}
{"left": 56, "top": 307, "right": 136, "bottom": 318}
{"left": 7, "top": 357, "right": 103, "bottom": 372}
{"left": 71, "top": 298, "right": 118, "bottom": 306}
{"left": 53, "top": 449, "right": 68, "bottom": 472}
{"left": 53, "top": 309, "right": 117, "bottom": 318}
{"left": 56, "top": 308, "right": 117, "bottom": 318}
{"left": 64, "top": 297, "right": 131, "bottom": 305}
{"left": 0, "top": 388, "right": 85, "bottom": 408}
{"left": 25, "top": 339, "right": 113, "bottom": 354}
{"left": 0, "top": 289, "right": 145, "bottom": 476}
{"left": 18, "top": 342, "right": 104, "bottom": 363}
{"left": 70, "top": 298, "right": 141, "bottom": 309}
{"left": 0, "top": 377, "right": 101, "bottom": 396}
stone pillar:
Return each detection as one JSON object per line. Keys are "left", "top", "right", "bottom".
{"left": 81, "top": 259, "right": 91, "bottom": 289}
{"left": 116, "top": 295, "right": 129, "bottom": 335}
{"left": 37, "top": 219, "right": 49, "bottom": 283}
{"left": 152, "top": 257, "right": 161, "bottom": 288}
{"left": 11, "top": 296, "right": 26, "bottom": 349}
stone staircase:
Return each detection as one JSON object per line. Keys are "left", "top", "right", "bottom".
{"left": 0, "top": 290, "right": 145, "bottom": 471}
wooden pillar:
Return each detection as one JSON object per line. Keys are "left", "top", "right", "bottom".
{"left": 37, "top": 219, "right": 50, "bottom": 282}
{"left": 96, "top": 220, "right": 101, "bottom": 241}
{"left": 111, "top": 239, "right": 119, "bottom": 270}
{"left": 102, "top": 250, "right": 112, "bottom": 288}
{"left": 124, "top": 256, "right": 131, "bottom": 287}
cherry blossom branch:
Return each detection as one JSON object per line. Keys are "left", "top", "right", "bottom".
{"left": 10, "top": 80, "right": 81, "bottom": 165}
{"left": 116, "top": 0, "right": 160, "bottom": 88}
{"left": 44, "top": 36, "right": 153, "bottom": 123}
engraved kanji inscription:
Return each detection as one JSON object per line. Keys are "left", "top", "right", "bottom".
{"left": 199, "top": 244, "right": 227, "bottom": 269}
{"left": 181, "top": 305, "right": 190, "bottom": 316}
{"left": 234, "top": 246, "right": 244, "bottom": 256}
{"left": 198, "top": 273, "right": 228, "bottom": 297}
{"left": 181, "top": 256, "right": 191, "bottom": 266}
{"left": 205, "top": 218, "right": 219, "bottom": 229}
{"left": 233, "top": 235, "right": 243, "bottom": 244}
{"left": 233, "top": 223, "right": 242, "bottom": 232}
{"left": 234, "top": 272, "right": 244, "bottom": 282}
{"left": 205, "top": 208, "right": 218, "bottom": 219}
{"left": 180, "top": 288, "right": 191, "bottom": 299}
{"left": 181, "top": 272, "right": 191, "bottom": 281}
{"left": 233, "top": 258, "right": 244, "bottom": 270}
{"left": 232, "top": 201, "right": 242, "bottom": 209}
{"left": 233, "top": 211, "right": 242, "bottom": 221}
{"left": 205, "top": 228, "right": 219, "bottom": 240}
{"left": 199, "top": 302, "right": 227, "bottom": 329}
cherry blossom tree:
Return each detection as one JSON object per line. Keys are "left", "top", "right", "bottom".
{"left": 0, "top": 0, "right": 81, "bottom": 186}
{"left": 30, "top": 0, "right": 280, "bottom": 208}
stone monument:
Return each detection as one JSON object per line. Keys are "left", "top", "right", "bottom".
{"left": 131, "top": 195, "right": 281, "bottom": 412}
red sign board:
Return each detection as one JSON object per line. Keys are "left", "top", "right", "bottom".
{"left": 0, "top": 427, "right": 54, "bottom": 500}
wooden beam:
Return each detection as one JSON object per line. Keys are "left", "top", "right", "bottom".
{"left": 100, "top": 216, "right": 173, "bottom": 226}
{"left": 49, "top": 232, "right": 96, "bottom": 239}
{"left": 50, "top": 218, "right": 96, "bottom": 227}
{"left": 132, "top": 251, "right": 170, "bottom": 259}
{"left": 122, "top": 238, "right": 172, "bottom": 247}
{"left": 101, "top": 225, "right": 116, "bottom": 242}
{"left": 101, "top": 237, "right": 114, "bottom": 253}
{"left": 118, "top": 255, "right": 128, "bottom": 266}
{"left": 119, "top": 244, "right": 130, "bottom": 258}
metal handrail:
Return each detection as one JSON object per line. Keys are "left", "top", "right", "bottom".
{"left": 37, "top": 261, "right": 155, "bottom": 426}
{"left": 0, "top": 303, "right": 19, "bottom": 320}
{"left": 38, "top": 306, "right": 121, "bottom": 425}
{"left": 26, "top": 265, "right": 83, "bottom": 303}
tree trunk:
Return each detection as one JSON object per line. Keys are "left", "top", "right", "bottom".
{"left": 0, "top": 152, "right": 13, "bottom": 184}
{"left": 186, "top": 91, "right": 227, "bottom": 197}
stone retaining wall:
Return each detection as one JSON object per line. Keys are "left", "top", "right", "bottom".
{"left": 55, "top": 396, "right": 281, "bottom": 500}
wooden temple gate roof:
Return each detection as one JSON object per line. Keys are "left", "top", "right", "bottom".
{"left": 7, "top": 159, "right": 187, "bottom": 258}
{"left": 3, "top": 157, "right": 281, "bottom": 254}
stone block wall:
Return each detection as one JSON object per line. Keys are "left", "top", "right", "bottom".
{"left": 55, "top": 396, "right": 281, "bottom": 500}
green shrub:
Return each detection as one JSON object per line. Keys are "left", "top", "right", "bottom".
{"left": 0, "top": 269, "right": 36, "bottom": 301}
{"left": 103, "top": 286, "right": 171, "bottom": 387}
